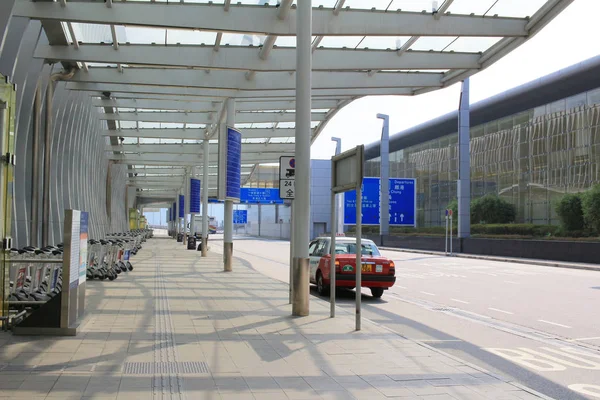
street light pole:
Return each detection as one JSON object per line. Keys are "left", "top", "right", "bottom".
{"left": 377, "top": 114, "right": 390, "bottom": 243}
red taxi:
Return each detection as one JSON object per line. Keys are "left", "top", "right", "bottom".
{"left": 309, "top": 237, "right": 396, "bottom": 298}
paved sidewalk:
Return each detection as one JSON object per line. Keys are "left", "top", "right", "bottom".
{"left": 0, "top": 239, "right": 552, "bottom": 399}
{"left": 380, "top": 246, "right": 600, "bottom": 272}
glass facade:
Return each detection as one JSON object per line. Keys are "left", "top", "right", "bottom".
{"left": 365, "top": 87, "right": 600, "bottom": 227}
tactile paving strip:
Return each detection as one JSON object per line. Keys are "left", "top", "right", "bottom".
{"left": 123, "top": 362, "right": 209, "bottom": 375}
{"left": 152, "top": 253, "right": 187, "bottom": 399}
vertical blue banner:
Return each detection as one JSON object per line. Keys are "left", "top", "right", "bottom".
{"left": 178, "top": 196, "right": 184, "bottom": 218}
{"left": 190, "top": 178, "right": 201, "bottom": 213}
{"left": 226, "top": 127, "right": 242, "bottom": 200}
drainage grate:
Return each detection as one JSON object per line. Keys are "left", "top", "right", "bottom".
{"left": 123, "top": 362, "right": 209, "bottom": 375}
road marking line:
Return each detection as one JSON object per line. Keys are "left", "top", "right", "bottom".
{"left": 538, "top": 319, "right": 571, "bottom": 329}
{"left": 451, "top": 298, "right": 469, "bottom": 304}
{"left": 488, "top": 307, "right": 514, "bottom": 315}
{"left": 420, "top": 291, "right": 436, "bottom": 296}
{"left": 396, "top": 285, "right": 407, "bottom": 289}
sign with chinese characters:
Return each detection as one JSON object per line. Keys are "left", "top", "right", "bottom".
{"left": 240, "top": 188, "right": 284, "bottom": 204}
{"left": 279, "top": 156, "right": 295, "bottom": 199}
{"left": 344, "top": 177, "right": 416, "bottom": 226}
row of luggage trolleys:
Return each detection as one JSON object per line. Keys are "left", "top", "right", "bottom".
{"left": 2, "top": 229, "right": 152, "bottom": 328}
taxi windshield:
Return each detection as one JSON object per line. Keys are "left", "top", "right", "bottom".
{"left": 334, "top": 242, "right": 380, "bottom": 256}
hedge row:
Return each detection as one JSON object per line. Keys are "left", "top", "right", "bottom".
{"left": 555, "top": 184, "right": 600, "bottom": 235}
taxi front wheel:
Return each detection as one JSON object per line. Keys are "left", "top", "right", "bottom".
{"left": 316, "top": 271, "right": 330, "bottom": 296}
{"left": 370, "top": 288, "right": 384, "bottom": 298}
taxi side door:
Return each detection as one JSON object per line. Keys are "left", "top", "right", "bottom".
{"left": 309, "top": 239, "right": 328, "bottom": 283}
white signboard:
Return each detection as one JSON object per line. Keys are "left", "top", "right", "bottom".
{"left": 279, "top": 156, "right": 295, "bottom": 199}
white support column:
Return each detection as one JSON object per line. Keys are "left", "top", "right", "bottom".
{"left": 223, "top": 98, "right": 235, "bottom": 272}
{"left": 457, "top": 78, "right": 471, "bottom": 239}
{"left": 292, "top": 0, "right": 311, "bottom": 317}
{"left": 201, "top": 141, "right": 209, "bottom": 256}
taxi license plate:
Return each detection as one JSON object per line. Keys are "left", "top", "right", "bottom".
{"left": 361, "top": 264, "right": 372, "bottom": 272}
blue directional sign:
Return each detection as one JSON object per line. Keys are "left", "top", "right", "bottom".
{"left": 172, "top": 202, "right": 176, "bottom": 221}
{"left": 240, "top": 188, "right": 284, "bottom": 204}
{"left": 190, "top": 178, "right": 201, "bottom": 213}
{"left": 344, "top": 177, "right": 416, "bottom": 227}
{"left": 208, "top": 198, "right": 223, "bottom": 204}
{"left": 226, "top": 127, "right": 242, "bottom": 200}
{"left": 233, "top": 210, "right": 248, "bottom": 224}
{"left": 178, "top": 195, "right": 184, "bottom": 218}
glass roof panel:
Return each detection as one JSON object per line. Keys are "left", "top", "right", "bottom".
{"left": 358, "top": 36, "right": 413, "bottom": 50}
{"left": 487, "top": 0, "right": 547, "bottom": 18}
{"left": 166, "top": 29, "right": 217, "bottom": 45}
{"left": 318, "top": 36, "right": 363, "bottom": 49}
{"left": 388, "top": 0, "right": 442, "bottom": 12}
{"left": 123, "top": 27, "right": 167, "bottom": 44}
{"left": 445, "top": 0, "right": 496, "bottom": 15}
{"left": 411, "top": 36, "right": 458, "bottom": 51}
{"left": 443, "top": 37, "right": 503, "bottom": 53}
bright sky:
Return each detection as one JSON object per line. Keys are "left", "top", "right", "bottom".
{"left": 311, "top": 0, "right": 600, "bottom": 159}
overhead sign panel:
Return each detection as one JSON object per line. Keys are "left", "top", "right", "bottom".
{"left": 279, "top": 156, "right": 295, "bottom": 199}
{"left": 190, "top": 178, "right": 201, "bottom": 213}
{"left": 344, "top": 177, "right": 416, "bottom": 226}
{"left": 240, "top": 188, "right": 284, "bottom": 204}
{"left": 233, "top": 210, "right": 248, "bottom": 224}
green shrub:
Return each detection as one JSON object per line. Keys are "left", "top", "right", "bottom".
{"left": 447, "top": 195, "right": 516, "bottom": 225}
{"left": 471, "top": 195, "right": 516, "bottom": 224}
{"left": 555, "top": 193, "right": 585, "bottom": 231}
{"left": 582, "top": 184, "right": 600, "bottom": 233}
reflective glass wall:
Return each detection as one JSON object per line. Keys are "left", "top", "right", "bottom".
{"left": 365, "top": 87, "right": 600, "bottom": 227}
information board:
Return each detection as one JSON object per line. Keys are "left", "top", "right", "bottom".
{"left": 344, "top": 177, "right": 416, "bottom": 226}
{"left": 190, "top": 178, "right": 201, "bottom": 213}
{"left": 240, "top": 188, "right": 284, "bottom": 204}
{"left": 178, "top": 195, "right": 184, "bottom": 218}
{"left": 233, "top": 210, "right": 248, "bottom": 224}
{"left": 79, "top": 212, "right": 88, "bottom": 285}
{"left": 226, "top": 127, "right": 242, "bottom": 200}
{"left": 279, "top": 156, "right": 295, "bottom": 199}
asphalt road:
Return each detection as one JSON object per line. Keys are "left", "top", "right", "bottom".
{"left": 217, "top": 236, "right": 600, "bottom": 400}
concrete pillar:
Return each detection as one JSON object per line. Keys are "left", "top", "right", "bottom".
{"left": 201, "top": 141, "right": 209, "bottom": 256}
{"left": 457, "top": 78, "right": 471, "bottom": 238}
{"left": 377, "top": 114, "right": 390, "bottom": 237}
{"left": 292, "top": 0, "right": 311, "bottom": 317}
{"left": 223, "top": 98, "right": 235, "bottom": 272}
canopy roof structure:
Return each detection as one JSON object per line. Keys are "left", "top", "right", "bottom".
{"left": 13, "top": 0, "right": 573, "bottom": 204}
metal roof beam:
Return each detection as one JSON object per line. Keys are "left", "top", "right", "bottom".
{"left": 15, "top": 2, "right": 528, "bottom": 37}
{"left": 71, "top": 68, "right": 443, "bottom": 90}
{"left": 110, "top": 153, "right": 289, "bottom": 165}
{"left": 100, "top": 111, "right": 327, "bottom": 124}
{"left": 103, "top": 128, "right": 298, "bottom": 139}
{"left": 67, "top": 82, "right": 416, "bottom": 98}
{"left": 93, "top": 98, "right": 221, "bottom": 112}
{"left": 108, "top": 142, "right": 295, "bottom": 155}
{"left": 93, "top": 98, "right": 339, "bottom": 112}
{"left": 36, "top": 44, "right": 482, "bottom": 71}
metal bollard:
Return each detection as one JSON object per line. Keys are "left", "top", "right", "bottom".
{"left": 223, "top": 242, "right": 233, "bottom": 272}
{"left": 292, "top": 257, "right": 310, "bottom": 316}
